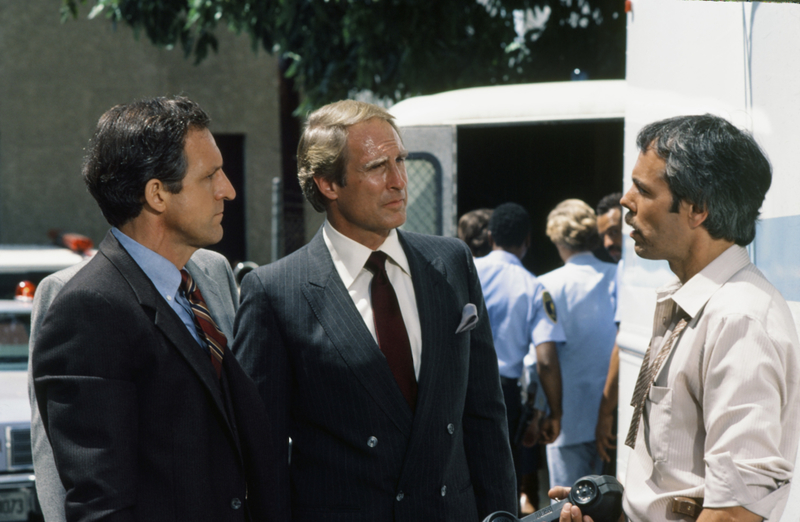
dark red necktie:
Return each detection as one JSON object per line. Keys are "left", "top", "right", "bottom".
{"left": 180, "top": 269, "right": 226, "bottom": 379}
{"left": 365, "top": 251, "right": 417, "bottom": 410}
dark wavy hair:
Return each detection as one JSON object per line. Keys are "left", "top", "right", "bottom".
{"left": 458, "top": 208, "right": 493, "bottom": 257}
{"left": 489, "top": 203, "right": 530, "bottom": 249}
{"left": 637, "top": 114, "right": 771, "bottom": 246}
{"left": 82, "top": 96, "right": 211, "bottom": 227}
{"left": 596, "top": 192, "right": 622, "bottom": 215}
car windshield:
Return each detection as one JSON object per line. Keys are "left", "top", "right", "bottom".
{"left": 0, "top": 310, "right": 31, "bottom": 369}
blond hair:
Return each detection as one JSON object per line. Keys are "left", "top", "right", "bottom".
{"left": 297, "top": 100, "right": 400, "bottom": 212}
{"left": 545, "top": 199, "right": 600, "bottom": 252}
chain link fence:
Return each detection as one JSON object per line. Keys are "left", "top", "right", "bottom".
{"left": 401, "top": 153, "right": 442, "bottom": 236}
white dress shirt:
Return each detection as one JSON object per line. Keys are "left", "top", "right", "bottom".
{"left": 322, "top": 221, "right": 422, "bottom": 378}
{"left": 624, "top": 245, "right": 800, "bottom": 521}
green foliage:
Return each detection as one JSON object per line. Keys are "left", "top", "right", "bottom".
{"left": 61, "top": 0, "right": 625, "bottom": 112}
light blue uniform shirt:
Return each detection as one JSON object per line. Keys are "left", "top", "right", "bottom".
{"left": 539, "top": 252, "right": 617, "bottom": 447}
{"left": 475, "top": 250, "right": 566, "bottom": 381}
{"left": 111, "top": 228, "right": 206, "bottom": 349}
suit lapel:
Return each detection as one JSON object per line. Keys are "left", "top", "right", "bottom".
{"left": 398, "top": 232, "right": 452, "bottom": 425}
{"left": 100, "top": 233, "right": 235, "bottom": 438}
{"left": 301, "top": 231, "right": 414, "bottom": 434}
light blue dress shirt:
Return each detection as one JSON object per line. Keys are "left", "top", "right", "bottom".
{"left": 539, "top": 252, "right": 617, "bottom": 447}
{"left": 475, "top": 250, "right": 566, "bottom": 381}
{"left": 111, "top": 228, "right": 206, "bottom": 349}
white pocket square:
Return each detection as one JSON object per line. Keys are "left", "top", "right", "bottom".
{"left": 455, "top": 303, "right": 479, "bottom": 334}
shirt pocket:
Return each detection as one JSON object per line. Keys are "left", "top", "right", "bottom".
{"left": 647, "top": 385, "right": 672, "bottom": 462}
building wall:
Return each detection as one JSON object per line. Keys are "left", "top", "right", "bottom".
{"left": 0, "top": 1, "right": 281, "bottom": 264}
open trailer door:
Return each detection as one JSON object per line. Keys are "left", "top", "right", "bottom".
{"left": 391, "top": 80, "right": 626, "bottom": 274}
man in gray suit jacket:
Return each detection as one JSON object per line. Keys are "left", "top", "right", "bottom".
{"left": 233, "top": 100, "right": 516, "bottom": 521}
{"left": 31, "top": 96, "right": 279, "bottom": 521}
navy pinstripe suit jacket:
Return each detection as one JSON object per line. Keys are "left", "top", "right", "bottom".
{"left": 233, "top": 228, "right": 516, "bottom": 522}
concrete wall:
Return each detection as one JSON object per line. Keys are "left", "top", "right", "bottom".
{"left": 0, "top": 1, "right": 281, "bottom": 264}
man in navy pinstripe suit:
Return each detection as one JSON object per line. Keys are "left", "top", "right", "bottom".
{"left": 233, "top": 100, "right": 516, "bottom": 521}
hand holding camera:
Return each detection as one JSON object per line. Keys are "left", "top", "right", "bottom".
{"left": 483, "top": 475, "right": 623, "bottom": 522}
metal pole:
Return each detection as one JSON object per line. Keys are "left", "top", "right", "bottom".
{"left": 271, "top": 176, "right": 283, "bottom": 263}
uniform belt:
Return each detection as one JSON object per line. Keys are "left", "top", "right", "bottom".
{"left": 671, "top": 497, "right": 703, "bottom": 519}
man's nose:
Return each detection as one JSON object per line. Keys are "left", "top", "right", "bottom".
{"left": 387, "top": 162, "right": 407, "bottom": 190}
{"left": 620, "top": 188, "right": 634, "bottom": 211}
{"left": 217, "top": 170, "right": 236, "bottom": 201}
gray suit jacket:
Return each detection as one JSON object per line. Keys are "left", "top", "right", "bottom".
{"left": 233, "top": 228, "right": 516, "bottom": 522}
{"left": 28, "top": 241, "right": 240, "bottom": 522}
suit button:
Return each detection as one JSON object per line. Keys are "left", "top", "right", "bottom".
{"left": 441, "top": 485, "right": 447, "bottom": 497}
{"left": 396, "top": 491, "right": 404, "bottom": 501}
{"left": 367, "top": 436, "right": 378, "bottom": 448}
{"left": 230, "top": 498, "right": 242, "bottom": 510}
{"left": 447, "top": 423, "right": 455, "bottom": 434}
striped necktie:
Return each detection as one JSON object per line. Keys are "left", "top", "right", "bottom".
{"left": 625, "top": 315, "right": 688, "bottom": 448}
{"left": 180, "top": 269, "right": 226, "bottom": 379}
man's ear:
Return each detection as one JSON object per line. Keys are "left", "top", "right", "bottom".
{"left": 143, "top": 178, "right": 168, "bottom": 213}
{"left": 313, "top": 175, "right": 339, "bottom": 202}
{"left": 686, "top": 201, "right": 709, "bottom": 229}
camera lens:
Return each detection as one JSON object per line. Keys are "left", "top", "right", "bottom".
{"left": 572, "top": 480, "right": 597, "bottom": 505}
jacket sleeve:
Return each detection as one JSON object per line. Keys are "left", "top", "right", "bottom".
{"left": 32, "top": 287, "right": 138, "bottom": 522}
{"left": 29, "top": 269, "right": 79, "bottom": 522}
{"left": 231, "top": 271, "right": 292, "bottom": 520}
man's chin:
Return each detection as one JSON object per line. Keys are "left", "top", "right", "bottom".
{"left": 632, "top": 243, "right": 657, "bottom": 260}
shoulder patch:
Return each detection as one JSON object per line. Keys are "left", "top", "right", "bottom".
{"left": 543, "top": 291, "right": 557, "bottom": 323}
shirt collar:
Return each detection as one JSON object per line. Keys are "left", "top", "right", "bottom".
{"left": 322, "top": 220, "right": 411, "bottom": 289}
{"left": 111, "top": 227, "right": 183, "bottom": 300}
{"left": 485, "top": 249, "right": 523, "bottom": 267}
{"left": 656, "top": 244, "right": 751, "bottom": 319}
{"left": 565, "top": 251, "right": 597, "bottom": 265}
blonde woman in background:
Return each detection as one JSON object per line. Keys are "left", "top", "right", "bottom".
{"left": 538, "top": 199, "right": 618, "bottom": 489}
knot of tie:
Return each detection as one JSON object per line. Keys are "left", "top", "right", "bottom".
{"left": 180, "top": 269, "right": 196, "bottom": 296}
{"left": 365, "top": 251, "right": 389, "bottom": 279}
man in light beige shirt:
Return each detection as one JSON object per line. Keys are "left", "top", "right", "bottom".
{"left": 552, "top": 114, "right": 799, "bottom": 522}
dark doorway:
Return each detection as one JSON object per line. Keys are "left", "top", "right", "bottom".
{"left": 457, "top": 120, "right": 623, "bottom": 276}
{"left": 211, "top": 134, "right": 246, "bottom": 266}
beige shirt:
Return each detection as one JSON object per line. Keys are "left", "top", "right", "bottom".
{"left": 624, "top": 245, "right": 800, "bottom": 521}
{"left": 322, "top": 221, "right": 422, "bottom": 378}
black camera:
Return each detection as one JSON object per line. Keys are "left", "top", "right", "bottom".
{"left": 483, "top": 475, "right": 623, "bottom": 522}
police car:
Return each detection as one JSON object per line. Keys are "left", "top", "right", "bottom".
{"left": 0, "top": 235, "right": 92, "bottom": 522}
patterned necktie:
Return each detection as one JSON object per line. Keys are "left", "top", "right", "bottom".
{"left": 625, "top": 315, "right": 689, "bottom": 448}
{"left": 180, "top": 269, "right": 226, "bottom": 379}
{"left": 365, "top": 251, "right": 417, "bottom": 410}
